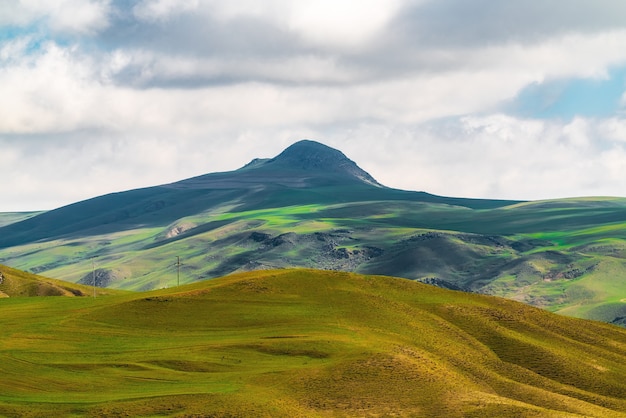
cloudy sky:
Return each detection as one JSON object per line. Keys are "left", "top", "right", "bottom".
{"left": 2, "top": 0, "right": 626, "bottom": 211}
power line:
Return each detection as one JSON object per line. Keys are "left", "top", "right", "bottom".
{"left": 92, "top": 257, "right": 96, "bottom": 298}
{"left": 175, "top": 256, "right": 183, "bottom": 286}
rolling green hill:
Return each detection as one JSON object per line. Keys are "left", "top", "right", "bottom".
{"left": 2, "top": 269, "right": 626, "bottom": 417}
{"left": 0, "top": 264, "right": 120, "bottom": 298}
{"left": 1, "top": 140, "right": 626, "bottom": 325}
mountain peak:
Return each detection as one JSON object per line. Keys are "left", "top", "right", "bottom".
{"left": 274, "top": 140, "right": 346, "bottom": 168}
{"left": 265, "top": 140, "right": 382, "bottom": 186}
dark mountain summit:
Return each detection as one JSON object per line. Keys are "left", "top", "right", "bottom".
{"left": 273, "top": 140, "right": 346, "bottom": 170}
{"left": 179, "top": 140, "right": 381, "bottom": 189}
{"left": 261, "top": 140, "right": 382, "bottom": 186}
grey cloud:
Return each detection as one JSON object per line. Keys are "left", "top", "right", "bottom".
{"left": 97, "top": 3, "right": 324, "bottom": 87}
{"left": 96, "top": 0, "right": 626, "bottom": 90}
{"left": 392, "top": 0, "right": 626, "bottom": 47}
{"left": 100, "top": 13, "right": 300, "bottom": 56}
{"left": 5, "top": 0, "right": 626, "bottom": 210}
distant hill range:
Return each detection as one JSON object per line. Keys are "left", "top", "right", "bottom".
{"left": 2, "top": 140, "right": 626, "bottom": 325}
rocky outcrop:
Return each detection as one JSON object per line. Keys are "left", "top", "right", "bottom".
{"left": 78, "top": 269, "right": 123, "bottom": 288}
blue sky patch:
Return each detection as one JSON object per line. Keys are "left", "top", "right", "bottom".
{"left": 507, "top": 67, "right": 626, "bottom": 119}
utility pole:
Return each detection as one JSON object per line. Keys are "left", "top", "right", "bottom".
{"left": 176, "top": 256, "right": 181, "bottom": 286}
{"left": 92, "top": 258, "right": 96, "bottom": 298}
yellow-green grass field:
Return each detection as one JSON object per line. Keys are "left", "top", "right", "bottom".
{"left": 0, "top": 264, "right": 122, "bottom": 298}
{"left": 3, "top": 269, "right": 626, "bottom": 416}
{"left": 4, "top": 198, "right": 626, "bottom": 327}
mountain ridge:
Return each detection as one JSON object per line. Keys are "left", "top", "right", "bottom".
{"left": 171, "top": 139, "right": 383, "bottom": 189}
{"left": 0, "top": 140, "right": 517, "bottom": 249}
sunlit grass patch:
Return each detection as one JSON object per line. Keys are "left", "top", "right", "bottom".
{"left": 3, "top": 269, "right": 626, "bottom": 415}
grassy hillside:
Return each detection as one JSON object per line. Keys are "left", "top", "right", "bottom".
{"left": 3, "top": 197, "right": 626, "bottom": 327}
{"left": 1, "top": 142, "right": 626, "bottom": 325}
{"left": 0, "top": 264, "right": 121, "bottom": 298}
{"left": 2, "top": 269, "right": 626, "bottom": 416}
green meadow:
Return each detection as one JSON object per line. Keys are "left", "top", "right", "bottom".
{"left": 3, "top": 269, "right": 626, "bottom": 416}
{"left": 3, "top": 197, "right": 626, "bottom": 325}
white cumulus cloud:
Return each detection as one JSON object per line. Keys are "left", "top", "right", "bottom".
{"left": 0, "top": 0, "right": 111, "bottom": 35}
{"left": 2, "top": 0, "right": 626, "bottom": 210}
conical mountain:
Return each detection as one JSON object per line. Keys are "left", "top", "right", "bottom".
{"left": 177, "top": 139, "right": 381, "bottom": 188}
{"left": 0, "top": 141, "right": 374, "bottom": 246}
{"left": 261, "top": 140, "right": 382, "bottom": 186}
{"left": 0, "top": 140, "right": 512, "bottom": 248}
